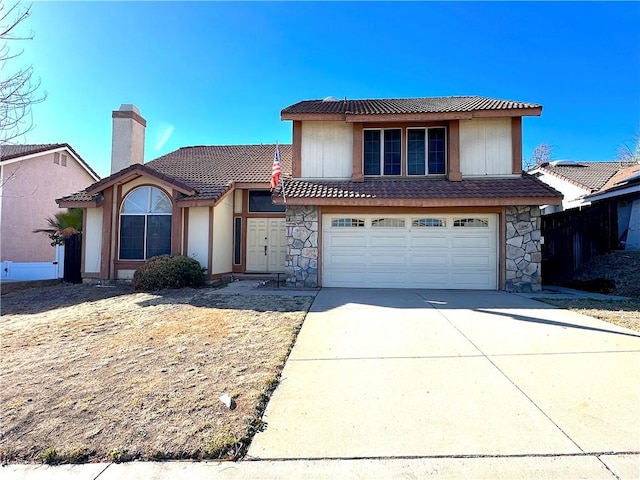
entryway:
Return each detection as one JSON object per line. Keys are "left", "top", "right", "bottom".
{"left": 246, "top": 218, "right": 287, "bottom": 272}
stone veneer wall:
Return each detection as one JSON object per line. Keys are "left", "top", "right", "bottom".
{"left": 505, "top": 205, "right": 542, "bottom": 292}
{"left": 284, "top": 205, "right": 318, "bottom": 287}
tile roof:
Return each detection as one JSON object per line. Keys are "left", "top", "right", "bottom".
{"left": 535, "top": 161, "right": 636, "bottom": 192}
{"left": 598, "top": 163, "right": 640, "bottom": 192}
{"left": 58, "top": 144, "right": 292, "bottom": 204}
{"left": 282, "top": 96, "right": 541, "bottom": 116}
{"left": 274, "top": 174, "right": 562, "bottom": 205}
{"left": 0, "top": 143, "right": 100, "bottom": 180}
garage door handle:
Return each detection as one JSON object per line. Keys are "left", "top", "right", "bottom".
{"left": 264, "top": 245, "right": 267, "bottom": 256}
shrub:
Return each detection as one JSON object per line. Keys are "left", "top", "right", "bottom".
{"left": 132, "top": 255, "right": 205, "bottom": 291}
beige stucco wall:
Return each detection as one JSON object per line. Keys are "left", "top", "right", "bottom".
{"left": 459, "top": 118, "right": 513, "bottom": 176}
{"left": 1, "top": 150, "right": 98, "bottom": 263}
{"left": 187, "top": 207, "right": 210, "bottom": 270}
{"left": 84, "top": 207, "right": 103, "bottom": 273}
{"left": 212, "top": 194, "right": 233, "bottom": 275}
{"left": 301, "top": 121, "right": 353, "bottom": 179}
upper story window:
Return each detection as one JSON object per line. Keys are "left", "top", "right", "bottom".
{"left": 119, "top": 186, "right": 172, "bottom": 260}
{"left": 364, "top": 127, "right": 446, "bottom": 176}
{"left": 364, "top": 129, "right": 402, "bottom": 175}
{"left": 407, "top": 128, "right": 446, "bottom": 175}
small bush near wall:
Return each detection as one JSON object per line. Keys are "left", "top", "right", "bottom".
{"left": 132, "top": 255, "right": 205, "bottom": 291}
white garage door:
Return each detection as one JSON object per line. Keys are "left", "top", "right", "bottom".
{"left": 322, "top": 213, "right": 498, "bottom": 289}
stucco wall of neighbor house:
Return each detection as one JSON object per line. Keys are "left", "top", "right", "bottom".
{"left": 505, "top": 205, "right": 543, "bottom": 292}
{"left": 533, "top": 172, "right": 588, "bottom": 214}
{"left": 284, "top": 205, "right": 318, "bottom": 287}
{"left": 301, "top": 121, "right": 353, "bottom": 179}
{"left": 187, "top": 207, "right": 210, "bottom": 270}
{"left": 460, "top": 118, "right": 513, "bottom": 176}
{"left": 84, "top": 207, "right": 103, "bottom": 274}
{"left": 1, "top": 151, "right": 97, "bottom": 263}
{"left": 212, "top": 195, "right": 233, "bottom": 275}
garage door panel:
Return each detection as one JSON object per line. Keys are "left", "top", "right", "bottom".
{"left": 451, "top": 235, "right": 492, "bottom": 248}
{"left": 325, "top": 253, "right": 367, "bottom": 267}
{"left": 410, "top": 235, "right": 449, "bottom": 248}
{"left": 328, "top": 234, "right": 368, "bottom": 247}
{"left": 451, "top": 254, "right": 494, "bottom": 267}
{"left": 323, "top": 214, "right": 497, "bottom": 289}
{"left": 369, "top": 253, "right": 408, "bottom": 266}
{"left": 410, "top": 254, "right": 449, "bottom": 266}
{"left": 370, "top": 235, "right": 407, "bottom": 247}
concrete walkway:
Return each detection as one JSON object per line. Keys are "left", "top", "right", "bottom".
{"left": 4, "top": 288, "right": 639, "bottom": 479}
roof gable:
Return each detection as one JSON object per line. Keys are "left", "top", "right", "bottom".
{"left": 0, "top": 143, "right": 100, "bottom": 181}
{"left": 534, "top": 161, "right": 636, "bottom": 192}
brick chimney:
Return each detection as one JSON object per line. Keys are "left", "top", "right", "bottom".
{"left": 111, "top": 104, "right": 146, "bottom": 174}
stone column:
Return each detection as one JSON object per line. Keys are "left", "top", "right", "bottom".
{"left": 284, "top": 205, "right": 318, "bottom": 287}
{"left": 505, "top": 205, "right": 542, "bottom": 292}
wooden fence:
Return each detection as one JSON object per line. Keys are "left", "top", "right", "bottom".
{"left": 541, "top": 202, "right": 618, "bottom": 285}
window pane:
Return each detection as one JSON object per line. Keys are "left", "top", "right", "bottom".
{"left": 453, "top": 218, "right": 489, "bottom": 228}
{"left": 146, "top": 215, "right": 172, "bottom": 258}
{"left": 120, "top": 216, "right": 145, "bottom": 259}
{"left": 234, "top": 217, "right": 242, "bottom": 264}
{"left": 364, "top": 130, "right": 381, "bottom": 175}
{"left": 248, "top": 191, "right": 286, "bottom": 212}
{"left": 384, "top": 129, "right": 401, "bottom": 175}
{"left": 428, "top": 128, "right": 446, "bottom": 174}
{"left": 150, "top": 188, "right": 172, "bottom": 213}
{"left": 412, "top": 218, "right": 446, "bottom": 227}
{"left": 122, "top": 187, "right": 150, "bottom": 214}
{"left": 371, "top": 218, "right": 405, "bottom": 228}
{"left": 331, "top": 218, "right": 365, "bottom": 227}
{"left": 407, "top": 129, "right": 426, "bottom": 175}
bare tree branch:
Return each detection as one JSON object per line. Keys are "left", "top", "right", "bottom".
{"left": 0, "top": 1, "right": 46, "bottom": 144}
{"left": 524, "top": 143, "right": 554, "bottom": 170}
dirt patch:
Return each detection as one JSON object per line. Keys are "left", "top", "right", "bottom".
{"left": 0, "top": 283, "right": 313, "bottom": 463}
{"left": 560, "top": 250, "right": 640, "bottom": 298}
{"left": 538, "top": 298, "right": 640, "bottom": 333}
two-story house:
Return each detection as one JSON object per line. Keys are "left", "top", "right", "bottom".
{"left": 275, "top": 96, "right": 562, "bottom": 292}
{"left": 59, "top": 97, "right": 562, "bottom": 292}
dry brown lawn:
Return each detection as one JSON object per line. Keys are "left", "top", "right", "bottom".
{"left": 538, "top": 298, "right": 640, "bottom": 333}
{"left": 0, "top": 283, "right": 313, "bottom": 464}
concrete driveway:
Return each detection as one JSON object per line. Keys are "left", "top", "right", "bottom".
{"left": 248, "top": 288, "right": 639, "bottom": 475}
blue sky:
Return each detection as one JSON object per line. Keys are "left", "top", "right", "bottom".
{"left": 11, "top": 1, "right": 640, "bottom": 178}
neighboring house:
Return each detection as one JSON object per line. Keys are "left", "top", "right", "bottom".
{"left": 0, "top": 143, "right": 100, "bottom": 281}
{"left": 274, "top": 96, "right": 562, "bottom": 291}
{"left": 584, "top": 164, "right": 640, "bottom": 250}
{"left": 528, "top": 160, "right": 636, "bottom": 214}
{"left": 58, "top": 105, "right": 292, "bottom": 282}
{"left": 59, "top": 98, "right": 562, "bottom": 292}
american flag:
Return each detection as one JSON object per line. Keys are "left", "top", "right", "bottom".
{"left": 270, "top": 143, "right": 281, "bottom": 191}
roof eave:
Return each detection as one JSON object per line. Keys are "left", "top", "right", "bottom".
{"left": 281, "top": 107, "right": 542, "bottom": 122}
{"left": 273, "top": 195, "right": 562, "bottom": 207}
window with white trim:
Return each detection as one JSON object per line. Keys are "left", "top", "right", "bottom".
{"left": 412, "top": 218, "right": 446, "bottom": 228}
{"left": 331, "top": 218, "right": 365, "bottom": 228}
{"left": 453, "top": 218, "right": 489, "bottom": 228}
{"left": 119, "top": 186, "right": 172, "bottom": 260}
{"left": 364, "top": 129, "right": 402, "bottom": 175}
{"left": 407, "top": 127, "right": 446, "bottom": 175}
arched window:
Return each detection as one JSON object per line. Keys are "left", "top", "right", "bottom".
{"left": 119, "top": 186, "right": 172, "bottom": 260}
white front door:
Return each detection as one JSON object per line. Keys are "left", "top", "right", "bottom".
{"left": 246, "top": 218, "right": 287, "bottom": 272}
{"left": 323, "top": 213, "right": 498, "bottom": 289}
